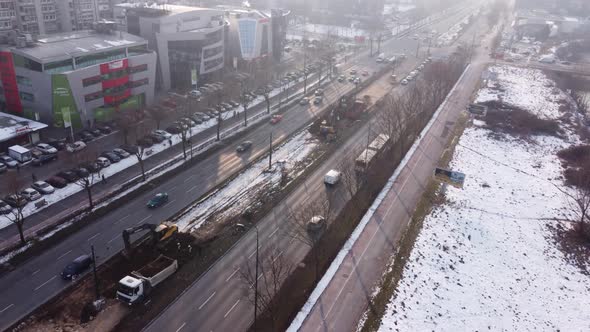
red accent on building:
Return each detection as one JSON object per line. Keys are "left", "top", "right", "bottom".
{"left": 102, "top": 75, "right": 129, "bottom": 89}
{"left": 0, "top": 52, "right": 22, "bottom": 113}
{"left": 100, "top": 59, "right": 131, "bottom": 108}
{"left": 104, "top": 90, "right": 131, "bottom": 105}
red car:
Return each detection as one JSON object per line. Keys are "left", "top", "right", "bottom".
{"left": 270, "top": 114, "right": 283, "bottom": 124}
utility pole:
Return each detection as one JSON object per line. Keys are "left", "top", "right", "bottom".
{"left": 91, "top": 245, "right": 99, "bottom": 300}
{"left": 268, "top": 132, "right": 273, "bottom": 170}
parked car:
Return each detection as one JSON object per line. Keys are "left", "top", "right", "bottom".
{"left": 46, "top": 176, "right": 67, "bottom": 188}
{"left": 314, "top": 89, "right": 324, "bottom": 96}
{"left": 32, "top": 153, "right": 58, "bottom": 166}
{"left": 137, "top": 136, "right": 155, "bottom": 148}
{"left": 77, "top": 131, "right": 94, "bottom": 142}
{"left": 72, "top": 167, "right": 90, "bottom": 178}
{"left": 32, "top": 181, "right": 55, "bottom": 195}
{"left": 113, "top": 148, "right": 130, "bottom": 159}
{"left": 96, "top": 157, "right": 111, "bottom": 169}
{"left": 120, "top": 145, "right": 138, "bottom": 154}
{"left": 236, "top": 141, "right": 253, "bottom": 153}
{"left": 0, "top": 200, "right": 11, "bottom": 214}
{"left": 299, "top": 97, "right": 310, "bottom": 105}
{"left": 4, "top": 194, "right": 28, "bottom": 208}
{"left": 229, "top": 100, "right": 240, "bottom": 108}
{"left": 47, "top": 138, "right": 67, "bottom": 151}
{"left": 190, "top": 115, "right": 203, "bottom": 124}
{"left": 354, "top": 77, "right": 361, "bottom": 84}
{"left": 89, "top": 128, "right": 102, "bottom": 137}
{"left": 0, "top": 155, "right": 18, "bottom": 168}
{"left": 21, "top": 188, "right": 42, "bottom": 201}
{"left": 350, "top": 69, "right": 357, "bottom": 75}
{"left": 61, "top": 254, "right": 93, "bottom": 280}
{"left": 348, "top": 76, "right": 356, "bottom": 82}
{"left": 66, "top": 141, "right": 86, "bottom": 153}
{"left": 80, "top": 161, "right": 101, "bottom": 173}
{"left": 56, "top": 170, "right": 79, "bottom": 183}
{"left": 401, "top": 79, "right": 409, "bottom": 85}
{"left": 179, "top": 118, "right": 196, "bottom": 128}
{"left": 314, "top": 97, "right": 323, "bottom": 105}
{"left": 153, "top": 129, "right": 172, "bottom": 139}
{"left": 270, "top": 114, "right": 283, "bottom": 124}
{"left": 36, "top": 143, "right": 58, "bottom": 155}
{"left": 147, "top": 192, "right": 169, "bottom": 208}
{"left": 362, "top": 70, "right": 369, "bottom": 76}
{"left": 166, "top": 124, "right": 182, "bottom": 135}
{"left": 0, "top": 163, "right": 6, "bottom": 173}
{"left": 148, "top": 133, "right": 166, "bottom": 143}
{"left": 338, "top": 75, "right": 346, "bottom": 82}
{"left": 221, "top": 102, "right": 233, "bottom": 109}
{"left": 96, "top": 124, "right": 113, "bottom": 134}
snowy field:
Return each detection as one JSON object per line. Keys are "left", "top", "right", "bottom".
{"left": 377, "top": 65, "right": 590, "bottom": 331}
{"left": 176, "top": 129, "right": 319, "bottom": 232}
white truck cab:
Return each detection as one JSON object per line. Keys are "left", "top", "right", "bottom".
{"left": 324, "top": 169, "right": 341, "bottom": 185}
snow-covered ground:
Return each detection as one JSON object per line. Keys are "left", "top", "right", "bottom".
{"left": 0, "top": 76, "right": 308, "bottom": 231}
{"left": 176, "top": 129, "right": 320, "bottom": 232}
{"left": 377, "top": 66, "right": 590, "bottom": 331}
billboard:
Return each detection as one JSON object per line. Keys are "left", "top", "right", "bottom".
{"left": 52, "top": 74, "right": 81, "bottom": 129}
{"left": 434, "top": 167, "right": 466, "bottom": 189}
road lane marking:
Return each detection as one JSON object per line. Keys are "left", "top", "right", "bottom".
{"left": 115, "top": 214, "right": 130, "bottom": 224}
{"left": 34, "top": 275, "right": 56, "bottom": 291}
{"left": 187, "top": 185, "right": 197, "bottom": 193}
{"left": 57, "top": 250, "right": 72, "bottom": 260}
{"left": 272, "top": 251, "right": 284, "bottom": 263}
{"left": 175, "top": 322, "right": 186, "bottom": 332}
{"left": 136, "top": 215, "right": 152, "bottom": 226}
{"left": 87, "top": 233, "right": 101, "bottom": 242}
{"left": 107, "top": 234, "right": 120, "bottom": 244}
{"left": 198, "top": 291, "right": 216, "bottom": 310}
{"left": 225, "top": 268, "right": 239, "bottom": 282}
{"left": 223, "top": 299, "right": 240, "bottom": 318}
{"left": 186, "top": 175, "right": 195, "bottom": 182}
{"left": 166, "top": 199, "right": 176, "bottom": 205}
{"left": 248, "top": 250, "right": 256, "bottom": 259}
{"left": 268, "top": 228, "right": 279, "bottom": 239}
{"left": 32, "top": 269, "right": 40, "bottom": 276}
{"left": 249, "top": 274, "right": 263, "bottom": 289}
{"left": 0, "top": 304, "right": 13, "bottom": 313}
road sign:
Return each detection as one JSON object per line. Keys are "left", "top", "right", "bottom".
{"left": 434, "top": 167, "right": 466, "bottom": 189}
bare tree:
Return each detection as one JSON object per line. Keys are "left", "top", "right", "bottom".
{"left": 240, "top": 90, "right": 252, "bottom": 127}
{"left": 216, "top": 112, "right": 223, "bottom": 141}
{"left": 177, "top": 123, "right": 191, "bottom": 159}
{"left": 115, "top": 115, "right": 134, "bottom": 145}
{"left": 72, "top": 147, "right": 100, "bottom": 209}
{"left": 240, "top": 247, "right": 293, "bottom": 330}
{"left": 133, "top": 144, "right": 148, "bottom": 182}
{"left": 564, "top": 177, "right": 590, "bottom": 239}
{"left": 284, "top": 197, "right": 332, "bottom": 282}
{"left": 262, "top": 85, "right": 272, "bottom": 114}
{"left": 6, "top": 175, "right": 27, "bottom": 245}
{"left": 147, "top": 106, "right": 167, "bottom": 130}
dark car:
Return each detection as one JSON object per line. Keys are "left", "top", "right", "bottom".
{"left": 56, "top": 170, "right": 79, "bottom": 183}
{"left": 32, "top": 153, "right": 58, "bottom": 166}
{"left": 61, "top": 254, "right": 93, "bottom": 280}
{"left": 166, "top": 125, "right": 182, "bottom": 134}
{"left": 101, "top": 151, "right": 121, "bottom": 163}
{"left": 0, "top": 200, "right": 11, "bottom": 214}
{"left": 4, "top": 194, "right": 28, "bottom": 208}
{"left": 72, "top": 167, "right": 90, "bottom": 178}
{"left": 121, "top": 144, "right": 138, "bottom": 154}
{"left": 0, "top": 163, "right": 6, "bottom": 174}
{"left": 80, "top": 161, "right": 101, "bottom": 173}
{"left": 147, "top": 192, "right": 169, "bottom": 208}
{"left": 47, "top": 138, "right": 67, "bottom": 151}
{"left": 46, "top": 176, "right": 67, "bottom": 188}
{"left": 77, "top": 131, "right": 94, "bottom": 143}
{"left": 89, "top": 128, "right": 102, "bottom": 137}
{"left": 137, "top": 137, "right": 155, "bottom": 148}
{"left": 236, "top": 141, "right": 253, "bottom": 153}
{"left": 148, "top": 133, "right": 166, "bottom": 143}
{"left": 96, "top": 124, "right": 112, "bottom": 134}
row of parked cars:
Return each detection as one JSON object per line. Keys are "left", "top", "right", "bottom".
{"left": 400, "top": 57, "right": 432, "bottom": 85}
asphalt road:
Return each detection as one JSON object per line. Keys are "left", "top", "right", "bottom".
{"left": 297, "top": 19, "right": 496, "bottom": 332}
{"left": 144, "top": 9, "right": 478, "bottom": 332}
{"left": 0, "top": 34, "right": 414, "bottom": 331}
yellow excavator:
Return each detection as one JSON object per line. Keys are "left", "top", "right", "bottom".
{"left": 122, "top": 222, "right": 178, "bottom": 257}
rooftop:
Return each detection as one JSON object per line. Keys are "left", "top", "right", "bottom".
{"left": 117, "top": 3, "right": 211, "bottom": 17}
{"left": 0, "top": 112, "right": 47, "bottom": 143}
{"left": 14, "top": 30, "right": 146, "bottom": 63}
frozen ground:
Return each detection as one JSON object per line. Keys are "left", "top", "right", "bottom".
{"left": 176, "top": 129, "right": 319, "bottom": 232}
{"left": 377, "top": 65, "right": 590, "bottom": 331}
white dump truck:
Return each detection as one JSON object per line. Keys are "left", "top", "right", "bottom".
{"left": 116, "top": 255, "right": 178, "bottom": 305}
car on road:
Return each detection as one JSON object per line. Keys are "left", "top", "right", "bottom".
{"left": 350, "top": 69, "right": 357, "bottom": 75}
{"left": 315, "top": 89, "right": 324, "bottom": 96}
{"left": 147, "top": 192, "right": 169, "bottom": 208}
{"left": 36, "top": 143, "right": 58, "bottom": 155}
{"left": 0, "top": 163, "right": 6, "bottom": 173}
{"left": 236, "top": 141, "right": 253, "bottom": 153}
{"left": 314, "top": 97, "right": 323, "bottom": 105}
{"left": 299, "top": 97, "right": 310, "bottom": 105}
{"left": 0, "top": 200, "right": 11, "bottom": 214}
{"left": 21, "top": 188, "right": 42, "bottom": 201}
{"left": 401, "top": 79, "right": 409, "bottom": 85}
{"left": 338, "top": 75, "right": 346, "bottom": 82}
{"left": 32, "top": 181, "right": 55, "bottom": 195}
{"left": 0, "top": 155, "right": 18, "bottom": 168}
{"left": 354, "top": 77, "right": 361, "bottom": 84}
{"left": 362, "top": 70, "right": 369, "bottom": 76}
{"left": 66, "top": 141, "right": 86, "bottom": 153}
{"left": 113, "top": 148, "right": 130, "bottom": 159}
{"left": 46, "top": 176, "right": 67, "bottom": 188}
{"left": 348, "top": 76, "right": 356, "bottom": 83}
{"left": 270, "top": 114, "right": 283, "bottom": 124}
{"left": 561, "top": 61, "right": 571, "bottom": 65}
{"left": 307, "top": 215, "right": 326, "bottom": 232}
{"left": 96, "top": 157, "right": 111, "bottom": 169}
{"left": 56, "top": 170, "right": 79, "bottom": 183}
{"left": 189, "top": 89, "right": 202, "bottom": 98}
{"left": 324, "top": 169, "right": 341, "bottom": 186}
{"left": 61, "top": 254, "right": 93, "bottom": 280}
{"left": 4, "top": 194, "right": 28, "bottom": 208}
{"left": 32, "top": 153, "right": 58, "bottom": 166}
{"left": 101, "top": 151, "right": 121, "bottom": 163}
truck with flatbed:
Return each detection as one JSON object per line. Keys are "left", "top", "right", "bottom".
{"left": 116, "top": 255, "right": 178, "bottom": 305}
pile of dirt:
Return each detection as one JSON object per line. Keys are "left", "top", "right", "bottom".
{"left": 557, "top": 145, "right": 590, "bottom": 189}
{"left": 481, "top": 101, "right": 563, "bottom": 139}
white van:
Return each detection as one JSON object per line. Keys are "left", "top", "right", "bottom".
{"left": 324, "top": 169, "right": 341, "bottom": 185}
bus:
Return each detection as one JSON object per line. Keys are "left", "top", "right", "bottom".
{"left": 355, "top": 134, "right": 391, "bottom": 173}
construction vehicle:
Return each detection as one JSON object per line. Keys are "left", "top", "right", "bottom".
{"left": 122, "top": 222, "right": 178, "bottom": 256}
{"left": 116, "top": 255, "right": 178, "bottom": 305}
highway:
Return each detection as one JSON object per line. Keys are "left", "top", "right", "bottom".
{"left": 297, "top": 18, "right": 495, "bottom": 332}
{"left": 144, "top": 8, "right": 482, "bottom": 332}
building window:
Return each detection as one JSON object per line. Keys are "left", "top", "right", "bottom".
{"left": 130, "top": 78, "right": 148, "bottom": 88}
{"left": 238, "top": 20, "right": 256, "bottom": 58}
{"left": 13, "top": 54, "right": 42, "bottom": 72}
{"left": 85, "top": 91, "right": 103, "bottom": 102}
{"left": 101, "top": 68, "right": 127, "bottom": 81}
{"left": 16, "top": 75, "right": 32, "bottom": 87}
{"left": 203, "top": 45, "right": 223, "bottom": 59}
{"left": 19, "top": 92, "right": 34, "bottom": 102}
{"left": 82, "top": 75, "right": 102, "bottom": 87}
{"left": 44, "top": 59, "right": 74, "bottom": 73}
{"left": 129, "top": 64, "right": 148, "bottom": 74}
